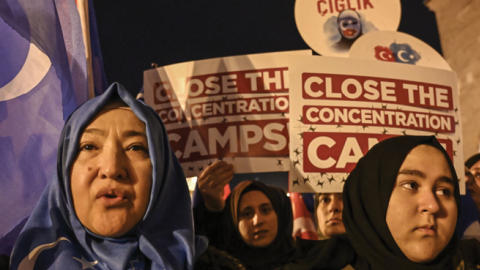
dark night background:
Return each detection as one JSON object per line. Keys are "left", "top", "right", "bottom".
{"left": 93, "top": 0, "right": 441, "bottom": 97}
{"left": 92, "top": 0, "right": 442, "bottom": 190}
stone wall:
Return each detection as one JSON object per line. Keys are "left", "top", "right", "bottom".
{"left": 426, "top": 0, "right": 480, "bottom": 160}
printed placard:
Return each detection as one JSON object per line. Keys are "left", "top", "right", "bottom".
{"left": 144, "top": 50, "right": 311, "bottom": 177}
{"left": 289, "top": 56, "right": 463, "bottom": 193}
{"left": 349, "top": 31, "right": 451, "bottom": 70}
{"left": 295, "top": 0, "right": 401, "bottom": 57}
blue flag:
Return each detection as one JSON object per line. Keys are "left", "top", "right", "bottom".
{"left": 0, "top": 0, "right": 106, "bottom": 255}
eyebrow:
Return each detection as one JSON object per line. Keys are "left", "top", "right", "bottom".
{"left": 398, "top": 169, "right": 455, "bottom": 185}
{"left": 123, "top": 130, "right": 148, "bottom": 140}
{"left": 82, "top": 129, "right": 147, "bottom": 139}
{"left": 240, "top": 206, "right": 253, "bottom": 212}
{"left": 259, "top": 203, "right": 272, "bottom": 208}
{"left": 83, "top": 128, "right": 105, "bottom": 136}
{"left": 398, "top": 169, "right": 425, "bottom": 178}
{"left": 240, "top": 203, "right": 272, "bottom": 211}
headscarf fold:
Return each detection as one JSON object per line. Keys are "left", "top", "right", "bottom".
{"left": 11, "top": 83, "right": 207, "bottom": 270}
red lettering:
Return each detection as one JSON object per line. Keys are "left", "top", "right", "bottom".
{"left": 302, "top": 73, "right": 454, "bottom": 110}
{"left": 303, "top": 132, "right": 453, "bottom": 173}
{"left": 363, "top": 0, "right": 374, "bottom": 9}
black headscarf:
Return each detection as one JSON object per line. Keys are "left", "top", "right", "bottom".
{"left": 343, "top": 135, "right": 460, "bottom": 270}
{"left": 290, "top": 135, "right": 460, "bottom": 270}
{"left": 221, "top": 181, "right": 295, "bottom": 270}
{"left": 465, "top": 153, "right": 480, "bottom": 169}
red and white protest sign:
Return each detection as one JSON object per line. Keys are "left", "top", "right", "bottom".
{"left": 349, "top": 31, "right": 452, "bottom": 70}
{"left": 295, "top": 0, "right": 401, "bottom": 57}
{"left": 289, "top": 56, "right": 463, "bottom": 193}
{"left": 144, "top": 50, "right": 311, "bottom": 177}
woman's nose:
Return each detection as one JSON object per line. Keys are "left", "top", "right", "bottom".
{"left": 98, "top": 142, "right": 127, "bottom": 180}
{"left": 329, "top": 196, "right": 343, "bottom": 213}
{"left": 465, "top": 173, "right": 474, "bottom": 186}
{"left": 419, "top": 191, "right": 440, "bottom": 214}
{"left": 252, "top": 213, "right": 264, "bottom": 226}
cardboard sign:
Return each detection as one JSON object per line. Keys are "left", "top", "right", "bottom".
{"left": 349, "top": 31, "right": 452, "bottom": 70}
{"left": 295, "top": 0, "right": 401, "bottom": 57}
{"left": 144, "top": 50, "right": 311, "bottom": 177}
{"left": 289, "top": 56, "right": 463, "bottom": 193}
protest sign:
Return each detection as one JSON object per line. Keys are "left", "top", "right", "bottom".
{"left": 349, "top": 31, "right": 451, "bottom": 70}
{"left": 295, "top": 0, "right": 401, "bottom": 57}
{"left": 144, "top": 50, "right": 311, "bottom": 177}
{"left": 289, "top": 56, "right": 463, "bottom": 193}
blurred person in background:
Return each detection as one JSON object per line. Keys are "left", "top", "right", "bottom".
{"left": 314, "top": 193, "right": 346, "bottom": 239}
{"left": 193, "top": 161, "right": 295, "bottom": 270}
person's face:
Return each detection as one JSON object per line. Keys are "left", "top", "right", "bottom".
{"left": 70, "top": 102, "right": 152, "bottom": 237}
{"left": 238, "top": 190, "right": 278, "bottom": 247}
{"left": 338, "top": 16, "right": 361, "bottom": 39}
{"left": 316, "top": 193, "right": 346, "bottom": 237}
{"left": 386, "top": 145, "right": 457, "bottom": 263}
{"left": 467, "top": 161, "right": 480, "bottom": 197}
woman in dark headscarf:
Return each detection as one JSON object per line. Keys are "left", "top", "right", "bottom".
{"left": 290, "top": 135, "right": 480, "bottom": 270}
{"left": 10, "top": 83, "right": 207, "bottom": 270}
{"left": 194, "top": 178, "right": 295, "bottom": 270}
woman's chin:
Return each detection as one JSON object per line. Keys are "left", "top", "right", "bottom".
{"left": 90, "top": 223, "right": 129, "bottom": 238}
{"left": 85, "top": 214, "right": 132, "bottom": 238}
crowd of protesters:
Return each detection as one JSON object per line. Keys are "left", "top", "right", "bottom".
{"left": 3, "top": 84, "right": 480, "bottom": 270}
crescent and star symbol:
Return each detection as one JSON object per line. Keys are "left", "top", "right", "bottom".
{"left": 73, "top": 256, "right": 98, "bottom": 270}
{"left": 0, "top": 43, "right": 51, "bottom": 101}
{"left": 18, "top": 237, "right": 70, "bottom": 270}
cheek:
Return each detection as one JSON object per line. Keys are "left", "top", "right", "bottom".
{"left": 238, "top": 220, "right": 251, "bottom": 241}
{"left": 316, "top": 207, "right": 328, "bottom": 226}
{"left": 316, "top": 206, "right": 322, "bottom": 223}
{"left": 70, "top": 163, "right": 94, "bottom": 202}
{"left": 268, "top": 213, "right": 278, "bottom": 237}
{"left": 475, "top": 178, "right": 480, "bottom": 188}
{"left": 70, "top": 162, "right": 97, "bottom": 225}
{"left": 265, "top": 211, "right": 278, "bottom": 240}
{"left": 386, "top": 198, "right": 410, "bottom": 238}
{"left": 132, "top": 163, "right": 153, "bottom": 215}
{"left": 439, "top": 202, "right": 457, "bottom": 236}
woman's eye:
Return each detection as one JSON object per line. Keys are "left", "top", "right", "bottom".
{"left": 261, "top": 207, "right": 272, "bottom": 215}
{"left": 128, "top": 144, "right": 148, "bottom": 152}
{"left": 80, "top": 144, "right": 96, "bottom": 151}
{"left": 436, "top": 188, "right": 451, "bottom": 196}
{"left": 241, "top": 211, "right": 253, "bottom": 218}
{"left": 401, "top": 182, "right": 418, "bottom": 190}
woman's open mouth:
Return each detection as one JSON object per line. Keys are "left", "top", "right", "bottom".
{"left": 253, "top": 230, "right": 268, "bottom": 239}
{"left": 96, "top": 188, "right": 126, "bottom": 206}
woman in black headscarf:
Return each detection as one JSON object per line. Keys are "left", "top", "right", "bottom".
{"left": 290, "top": 135, "right": 480, "bottom": 270}
{"left": 194, "top": 169, "right": 295, "bottom": 270}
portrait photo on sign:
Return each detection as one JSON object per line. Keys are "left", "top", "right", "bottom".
{"left": 295, "top": 0, "right": 401, "bottom": 57}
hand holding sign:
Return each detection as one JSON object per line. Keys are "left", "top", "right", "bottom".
{"left": 198, "top": 161, "right": 234, "bottom": 211}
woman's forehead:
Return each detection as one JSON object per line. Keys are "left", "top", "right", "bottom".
{"left": 240, "top": 190, "right": 271, "bottom": 208}
{"left": 400, "top": 145, "right": 451, "bottom": 171}
{"left": 101, "top": 99, "right": 131, "bottom": 111}
{"left": 82, "top": 103, "right": 146, "bottom": 136}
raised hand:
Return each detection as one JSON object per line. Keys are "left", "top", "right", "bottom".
{"left": 198, "top": 161, "right": 234, "bottom": 211}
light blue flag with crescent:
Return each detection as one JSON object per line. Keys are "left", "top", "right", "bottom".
{"left": 0, "top": 0, "right": 107, "bottom": 255}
